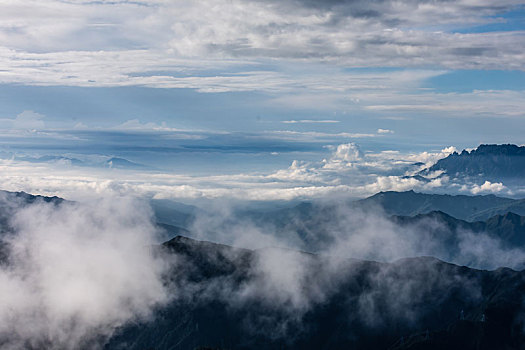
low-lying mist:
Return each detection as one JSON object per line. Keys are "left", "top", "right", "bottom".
{"left": 0, "top": 197, "right": 169, "bottom": 349}
{"left": 2, "top": 194, "right": 525, "bottom": 349}
{"left": 187, "top": 200, "right": 525, "bottom": 270}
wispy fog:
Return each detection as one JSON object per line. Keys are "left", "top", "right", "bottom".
{"left": 1, "top": 193, "right": 525, "bottom": 348}
{"left": 0, "top": 198, "right": 169, "bottom": 349}
{"left": 187, "top": 200, "right": 525, "bottom": 270}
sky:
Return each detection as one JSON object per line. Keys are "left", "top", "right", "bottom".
{"left": 3, "top": 3, "right": 525, "bottom": 347}
{"left": 0, "top": 0, "right": 524, "bottom": 202}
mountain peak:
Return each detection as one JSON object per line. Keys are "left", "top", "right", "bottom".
{"left": 425, "top": 144, "right": 525, "bottom": 179}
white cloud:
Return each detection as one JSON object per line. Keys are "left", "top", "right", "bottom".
{"left": 331, "top": 143, "right": 363, "bottom": 162}
{"left": 0, "top": 110, "right": 46, "bottom": 130}
{"left": 268, "top": 130, "right": 377, "bottom": 140}
{"left": 469, "top": 180, "right": 506, "bottom": 194}
{"left": 377, "top": 128, "right": 394, "bottom": 134}
{"left": 0, "top": 0, "right": 522, "bottom": 95}
{"left": 12, "top": 110, "right": 45, "bottom": 129}
{"left": 0, "top": 142, "right": 519, "bottom": 202}
{"left": 0, "top": 197, "right": 169, "bottom": 348}
{"left": 282, "top": 120, "right": 340, "bottom": 124}
{"left": 10, "top": 0, "right": 523, "bottom": 69}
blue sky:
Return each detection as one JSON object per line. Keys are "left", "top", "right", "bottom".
{"left": 0, "top": 0, "right": 524, "bottom": 201}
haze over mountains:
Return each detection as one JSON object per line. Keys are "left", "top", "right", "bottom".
{"left": 2, "top": 144, "right": 525, "bottom": 349}
{"left": 355, "top": 190, "right": 525, "bottom": 221}
{"left": 3, "top": 143, "right": 524, "bottom": 203}
{"left": 3, "top": 190, "right": 525, "bottom": 349}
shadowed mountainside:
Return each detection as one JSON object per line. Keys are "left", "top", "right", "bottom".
{"left": 106, "top": 236, "right": 525, "bottom": 350}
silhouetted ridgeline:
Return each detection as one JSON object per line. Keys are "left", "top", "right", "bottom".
{"left": 425, "top": 144, "right": 525, "bottom": 180}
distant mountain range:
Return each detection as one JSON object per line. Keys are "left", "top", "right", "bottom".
{"left": 104, "top": 157, "right": 149, "bottom": 170}
{"left": 393, "top": 210, "right": 525, "bottom": 252}
{"left": 423, "top": 144, "right": 525, "bottom": 180}
{"left": 3, "top": 189, "right": 525, "bottom": 255}
{"left": 8, "top": 154, "right": 151, "bottom": 170}
{"left": 356, "top": 190, "right": 525, "bottom": 221}
{"left": 241, "top": 189, "right": 525, "bottom": 227}
{"left": 105, "top": 235, "right": 525, "bottom": 350}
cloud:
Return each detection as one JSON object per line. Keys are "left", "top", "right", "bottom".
{"left": 0, "top": 197, "right": 169, "bottom": 349}
{"left": 0, "top": 110, "right": 46, "bottom": 130}
{"left": 116, "top": 119, "right": 176, "bottom": 131}
{"left": 12, "top": 110, "right": 45, "bottom": 129}
{"left": 330, "top": 143, "right": 362, "bottom": 162}
{"left": 469, "top": 180, "right": 506, "bottom": 194}
{"left": 377, "top": 128, "right": 393, "bottom": 134}
{"left": 155, "top": 192, "right": 525, "bottom": 339}
{"left": 0, "top": 142, "right": 519, "bottom": 202}
{"left": 0, "top": 1, "right": 523, "bottom": 92}
{"left": 268, "top": 130, "right": 378, "bottom": 140}
{"left": 281, "top": 119, "right": 340, "bottom": 124}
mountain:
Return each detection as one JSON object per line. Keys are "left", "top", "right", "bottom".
{"left": 392, "top": 210, "right": 525, "bottom": 251}
{"left": 356, "top": 190, "right": 525, "bottom": 221}
{"left": 0, "top": 190, "right": 63, "bottom": 231}
{"left": 150, "top": 199, "right": 198, "bottom": 228}
{"left": 105, "top": 157, "right": 149, "bottom": 170}
{"left": 425, "top": 144, "right": 525, "bottom": 180}
{"left": 15, "top": 155, "right": 85, "bottom": 166}
{"left": 106, "top": 236, "right": 525, "bottom": 350}
{"left": 0, "top": 190, "right": 63, "bottom": 206}
{"left": 240, "top": 191, "right": 525, "bottom": 233}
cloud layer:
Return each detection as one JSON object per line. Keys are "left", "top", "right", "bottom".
{"left": 0, "top": 0, "right": 523, "bottom": 93}
{"left": 0, "top": 141, "right": 519, "bottom": 204}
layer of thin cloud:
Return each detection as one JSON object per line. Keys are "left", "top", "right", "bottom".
{"left": 0, "top": 143, "right": 515, "bottom": 202}
{"left": 282, "top": 120, "right": 340, "bottom": 124}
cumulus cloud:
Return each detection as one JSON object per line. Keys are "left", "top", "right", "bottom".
{"left": 330, "top": 143, "right": 363, "bottom": 162}
{"left": 469, "top": 180, "right": 506, "bottom": 194}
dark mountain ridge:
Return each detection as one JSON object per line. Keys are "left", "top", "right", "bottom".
{"left": 105, "top": 235, "right": 525, "bottom": 350}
